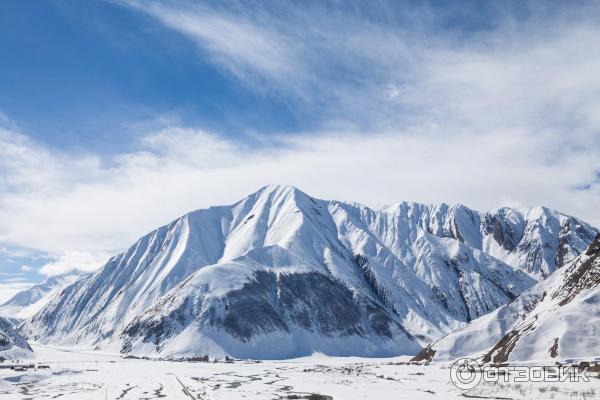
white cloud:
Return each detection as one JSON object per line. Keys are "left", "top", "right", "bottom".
{"left": 0, "top": 121, "right": 598, "bottom": 269}
{"left": 125, "top": 1, "right": 306, "bottom": 97}
{"left": 20, "top": 265, "right": 36, "bottom": 273}
{"left": 37, "top": 252, "right": 108, "bottom": 277}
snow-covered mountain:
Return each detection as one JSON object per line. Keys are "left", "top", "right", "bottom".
{"left": 0, "top": 317, "right": 32, "bottom": 360}
{"left": 413, "top": 233, "right": 600, "bottom": 364}
{"left": 20, "top": 185, "right": 597, "bottom": 359}
{"left": 0, "top": 275, "right": 80, "bottom": 321}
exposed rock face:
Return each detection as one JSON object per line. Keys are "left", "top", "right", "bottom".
{"left": 20, "top": 186, "right": 596, "bottom": 359}
{"left": 415, "top": 234, "right": 600, "bottom": 364}
{"left": 121, "top": 269, "right": 416, "bottom": 358}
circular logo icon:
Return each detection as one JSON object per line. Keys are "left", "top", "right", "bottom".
{"left": 450, "top": 358, "right": 482, "bottom": 390}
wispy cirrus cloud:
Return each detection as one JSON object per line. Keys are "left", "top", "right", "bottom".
{"left": 121, "top": 1, "right": 600, "bottom": 141}
{"left": 124, "top": 1, "right": 307, "bottom": 97}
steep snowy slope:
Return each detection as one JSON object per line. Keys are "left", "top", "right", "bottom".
{"left": 21, "top": 186, "right": 596, "bottom": 359}
{"left": 0, "top": 275, "right": 80, "bottom": 320}
{"left": 414, "top": 233, "right": 600, "bottom": 364}
{"left": 0, "top": 317, "right": 32, "bottom": 359}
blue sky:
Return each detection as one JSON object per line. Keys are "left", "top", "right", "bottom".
{"left": 1, "top": 0, "right": 599, "bottom": 298}
{"left": 0, "top": 1, "right": 304, "bottom": 152}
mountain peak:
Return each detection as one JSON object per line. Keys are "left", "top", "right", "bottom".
{"left": 236, "top": 184, "right": 316, "bottom": 219}
{"left": 253, "top": 184, "right": 310, "bottom": 201}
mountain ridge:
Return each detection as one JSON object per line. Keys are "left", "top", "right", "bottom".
{"left": 20, "top": 185, "right": 597, "bottom": 359}
{"left": 0, "top": 274, "right": 80, "bottom": 321}
{"left": 413, "top": 233, "right": 600, "bottom": 364}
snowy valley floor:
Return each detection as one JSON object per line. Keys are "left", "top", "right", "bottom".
{"left": 1, "top": 345, "right": 599, "bottom": 399}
